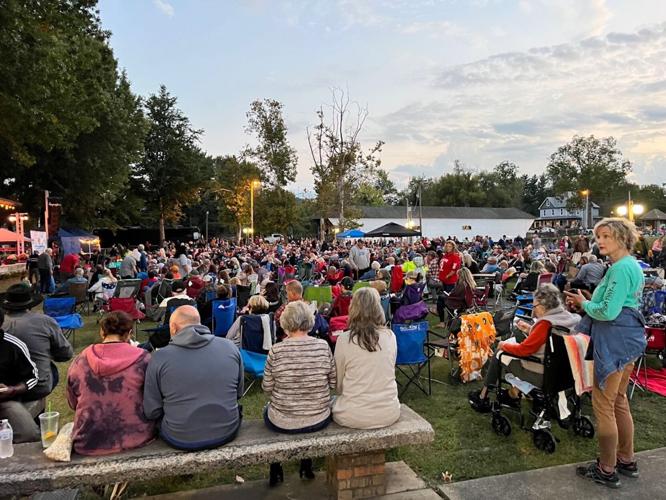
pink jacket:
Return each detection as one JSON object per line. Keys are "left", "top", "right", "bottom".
{"left": 67, "top": 343, "right": 155, "bottom": 456}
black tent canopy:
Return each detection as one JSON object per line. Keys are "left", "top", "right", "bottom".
{"left": 364, "top": 222, "right": 421, "bottom": 237}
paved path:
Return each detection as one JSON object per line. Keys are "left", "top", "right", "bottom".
{"left": 438, "top": 447, "right": 666, "bottom": 500}
{"left": 141, "top": 461, "right": 440, "bottom": 500}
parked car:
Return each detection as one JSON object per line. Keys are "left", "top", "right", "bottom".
{"left": 264, "top": 233, "right": 284, "bottom": 244}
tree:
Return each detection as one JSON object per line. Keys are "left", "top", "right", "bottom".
{"left": 307, "top": 88, "right": 383, "bottom": 235}
{"left": 134, "top": 85, "right": 211, "bottom": 244}
{"left": 210, "top": 155, "right": 261, "bottom": 242}
{"left": 0, "top": 0, "right": 148, "bottom": 228}
{"left": 546, "top": 135, "right": 631, "bottom": 204}
{"left": 243, "top": 99, "right": 298, "bottom": 189}
{"left": 254, "top": 188, "right": 301, "bottom": 236}
{"left": 520, "top": 173, "right": 552, "bottom": 215}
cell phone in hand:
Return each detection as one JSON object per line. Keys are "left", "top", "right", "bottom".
{"left": 0, "top": 386, "right": 9, "bottom": 393}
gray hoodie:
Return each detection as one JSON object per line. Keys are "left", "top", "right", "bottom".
{"left": 143, "top": 324, "right": 243, "bottom": 449}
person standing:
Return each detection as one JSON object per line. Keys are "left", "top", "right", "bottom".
{"left": 349, "top": 240, "right": 370, "bottom": 279}
{"left": 37, "top": 248, "right": 54, "bottom": 294}
{"left": 119, "top": 250, "right": 137, "bottom": 279}
{"left": 565, "top": 218, "right": 646, "bottom": 489}
{"left": 438, "top": 240, "right": 462, "bottom": 293}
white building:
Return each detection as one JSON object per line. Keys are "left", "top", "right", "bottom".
{"left": 533, "top": 196, "right": 600, "bottom": 230}
{"left": 328, "top": 206, "right": 535, "bottom": 240}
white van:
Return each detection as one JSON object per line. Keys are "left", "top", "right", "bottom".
{"left": 264, "top": 233, "right": 284, "bottom": 244}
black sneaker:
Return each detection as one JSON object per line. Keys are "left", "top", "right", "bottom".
{"left": 616, "top": 460, "right": 639, "bottom": 478}
{"left": 576, "top": 461, "right": 621, "bottom": 489}
{"left": 468, "top": 390, "right": 491, "bottom": 413}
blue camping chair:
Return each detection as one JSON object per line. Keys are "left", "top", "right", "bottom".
{"left": 43, "top": 296, "right": 83, "bottom": 348}
{"left": 380, "top": 295, "right": 391, "bottom": 324}
{"left": 212, "top": 297, "right": 237, "bottom": 337}
{"left": 393, "top": 321, "right": 431, "bottom": 397}
{"left": 239, "top": 314, "right": 275, "bottom": 396}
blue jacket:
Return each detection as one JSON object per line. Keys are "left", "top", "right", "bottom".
{"left": 577, "top": 307, "right": 646, "bottom": 389}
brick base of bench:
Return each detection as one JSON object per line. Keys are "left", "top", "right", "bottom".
{"left": 327, "top": 451, "right": 386, "bottom": 499}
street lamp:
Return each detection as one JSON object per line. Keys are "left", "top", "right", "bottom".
{"left": 249, "top": 180, "right": 261, "bottom": 241}
{"left": 616, "top": 191, "right": 644, "bottom": 222}
{"left": 580, "top": 189, "right": 590, "bottom": 229}
{"left": 205, "top": 210, "right": 209, "bottom": 241}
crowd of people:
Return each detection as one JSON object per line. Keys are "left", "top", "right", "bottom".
{"left": 1, "top": 220, "right": 662, "bottom": 489}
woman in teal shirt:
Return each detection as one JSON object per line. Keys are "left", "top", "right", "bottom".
{"left": 566, "top": 218, "right": 646, "bottom": 489}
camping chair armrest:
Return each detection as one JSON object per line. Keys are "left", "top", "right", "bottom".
{"left": 427, "top": 329, "right": 449, "bottom": 341}
{"left": 498, "top": 351, "right": 542, "bottom": 364}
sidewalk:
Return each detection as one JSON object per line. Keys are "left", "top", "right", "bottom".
{"left": 438, "top": 447, "right": 666, "bottom": 500}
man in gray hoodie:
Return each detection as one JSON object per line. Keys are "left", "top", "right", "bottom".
{"left": 143, "top": 306, "right": 244, "bottom": 450}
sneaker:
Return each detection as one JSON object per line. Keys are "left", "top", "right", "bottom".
{"left": 468, "top": 390, "right": 491, "bottom": 413}
{"left": 616, "top": 460, "right": 639, "bottom": 478}
{"left": 576, "top": 460, "right": 621, "bottom": 489}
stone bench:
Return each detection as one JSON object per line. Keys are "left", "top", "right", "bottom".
{"left": 0, "top": 404, "right": 433, "bottom": 500}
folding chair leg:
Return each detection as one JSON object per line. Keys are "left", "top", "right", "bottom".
{"left": 243, "top": 377, "right": 256, "bottom": 397}
{"left": 629, "top": 355, "right": 646, "bottom": 400}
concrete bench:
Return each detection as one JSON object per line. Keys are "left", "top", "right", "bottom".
{"left": 0, "top": 404, "right": 433, "bottom": 500}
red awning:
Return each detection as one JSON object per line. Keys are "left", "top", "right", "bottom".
{"left": 0, "top": 228, "right": 30, "bottom": 243}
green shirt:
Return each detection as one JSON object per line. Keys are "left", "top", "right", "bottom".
{"left": 583, "top": 255, "right": 644, "bottom": 322}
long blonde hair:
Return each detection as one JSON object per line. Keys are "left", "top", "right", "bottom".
{"left": 457, "top": 267, "right": 476, "bottom": 289}
{"left": 347, "top": 287, "right": 386, "bottom": 352}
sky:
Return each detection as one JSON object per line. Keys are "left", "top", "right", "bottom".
{"left": 99, "top": 0, "right": 666, "bottom": 195}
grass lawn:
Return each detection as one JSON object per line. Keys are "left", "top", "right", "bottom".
{"left": 3, "top": 274, "right": 664, "bottom": 496}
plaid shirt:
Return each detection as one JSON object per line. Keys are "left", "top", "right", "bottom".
{"left": 427, "top": 258, "right": 440, "bottom": 281}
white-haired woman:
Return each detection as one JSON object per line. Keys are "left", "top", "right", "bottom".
{"left": 333, "top": 287, "right": 400, "bottom": 429}
{"left": 225, "top": 295, "right": 270, "bottom": 347}
{"left": 263, "top": 300, "right": 336, "bottom": 486}
{"left": 566, "top": 218, "right": 646, "bottom": 488}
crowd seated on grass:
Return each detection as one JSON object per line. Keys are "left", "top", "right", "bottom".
{"left": 2, "top": 225, "right": 664, "bottom": 488}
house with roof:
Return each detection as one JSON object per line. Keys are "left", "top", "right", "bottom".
{"left": 326, "top": 206, "right": 535, "bottom": 239}
{"left": 532, "top": 195, "right": 600, "bottom": 230}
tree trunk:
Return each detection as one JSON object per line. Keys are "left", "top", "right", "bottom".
{"left": 319, "top": 217, "right": 325, "bottom": 241}
{"left": 338, "top": 177, "right": 345, "bottom": 230}
{"left": 159, "top": 199, "right": 166, "bottom": 246}
{"left": 237, "top": 224, "right": 242, "bottom": 244}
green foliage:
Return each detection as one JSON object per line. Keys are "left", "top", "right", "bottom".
{"left": 0, "top": 1, "right": 147, "bottom": 229}
{"left": 0, "top": 0, "right": 112, "bottom": 166}
{"left": 243, "top": 99, "right": 298, "bottom": 189}
{"left": 520, "top": 173, "right": 553, "bottom": 215}
{"left": 133, "top": 85, "right": 212, "bottom": 243}
{"left": 546, "top": 135, "right": 632, "bottom": 203}
{"left": 254, "top": 187, "right": 302, "bottom": 236}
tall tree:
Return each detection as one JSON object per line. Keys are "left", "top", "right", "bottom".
{"left": 520, "top": 173, "right": 553, "bottom": 215}
{"left": 211, "top": 155, "right": 261, "bottom": 243}
{"left": 546, "top": 135, "right": 631, "bottom": 205}
{"left": 243, "top": 99, "right": 298, "bottom": 189}
{"left": 307, "top": 88, "right": 383, "bottom": 234}
{"left": 134, "top": 85, "right": 211, "bottom": 244}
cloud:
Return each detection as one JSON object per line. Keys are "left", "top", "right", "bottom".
{"left": 153, "top": 0, "right": 174, "bottom": 17}
{"left": 375, "top": 21, "right": 666, "bottom": 187}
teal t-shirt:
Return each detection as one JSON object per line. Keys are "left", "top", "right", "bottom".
{"left": 583, "top": 255, "right": 644, "bottom": 321}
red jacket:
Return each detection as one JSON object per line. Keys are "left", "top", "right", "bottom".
{"left": 61, "top": 253, "right": 80, "bottom": 274}
{"left": 438, "top": 252, "right": 462, "bottom": 285}
{"left": 390, "top": 266, "right": 404, "bottom": 293}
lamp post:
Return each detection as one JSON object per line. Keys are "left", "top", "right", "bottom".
{"left": 580, "top": 189, "right": 590, "bottom": 229}
{"left": 205, "top": 210, "right": 209, "bottom": 241}
{"left": 250, "top": 180, "right": 261, "bottom": 242}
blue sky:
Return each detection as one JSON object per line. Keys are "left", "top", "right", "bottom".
{"left": 99, "top": 0, "right": 666, "bottom": 194}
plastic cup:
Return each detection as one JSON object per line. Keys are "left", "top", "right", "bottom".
{"left": 38, "top": 412, "right": 59, "bottom": 448}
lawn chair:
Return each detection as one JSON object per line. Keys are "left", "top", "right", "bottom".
{"left": 114, "top": 279, "right": 141, "bottom": 299}
{"left": 303, "top": 285, "right": 333, "bottom": 305}
{"left": 352, "top": 281, "right": 370, "bottom": 293}
{"left": 68, "top": 282, "right": 90, "bottom": 315}
{"left": 536, "top": 273, "right": 554, "bottom": 289}
{"left": 393, "top": 321, "right": 432, "bottom": 397}
{"left": 107, "top": 297, "right": 145, "bottom": 338}
{"left": 212, "top": 297, "right": 237, "bottom": 337}
{"left": 43, "top": 296, "right": 83, "bottom": 348}
{"left": 380, "top": 295, "right": 392, "bottom": 325}
{"left": 239, "top": 313, "right": 275, "bottom": 396}
{"left": 630, "top": 326, "right": 666, "bottom": 399}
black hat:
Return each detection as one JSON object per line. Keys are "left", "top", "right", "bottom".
{"left": 171, "top": 280, "right": 186, "bottom": 293}
{"left": 2, "top": 284, "right": 43, "bottom": 311}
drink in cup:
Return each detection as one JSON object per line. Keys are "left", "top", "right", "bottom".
{"left": 39, "top": 411, "right": 59, "bottom": 448}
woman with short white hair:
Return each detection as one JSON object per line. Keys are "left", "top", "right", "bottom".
{"left": 262, "top": 300, "right": 336, "bottom": 486}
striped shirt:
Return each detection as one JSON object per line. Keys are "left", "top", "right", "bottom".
{"left": 262, "top": 336, "right": 336, "bottom": 430}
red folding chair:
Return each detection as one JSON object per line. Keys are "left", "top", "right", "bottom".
{"left": 630, "top": 326, "right": 666, "bottom": 399}
{"left": 107, "top": 297, "right": 146, "bottom": 338}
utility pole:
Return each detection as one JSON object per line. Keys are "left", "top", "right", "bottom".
{"left": 44, "top": 190, "right": 49, "bottom": 239}
{"left": 418, "top": 180, "right": 423, "bottom": 237}
{"left": 205, "top": 211, "right": 209, "bottom": 241}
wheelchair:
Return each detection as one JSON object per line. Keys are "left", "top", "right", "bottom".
{"left": 489, "top": 325, "right": 595, "bottom": 454}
